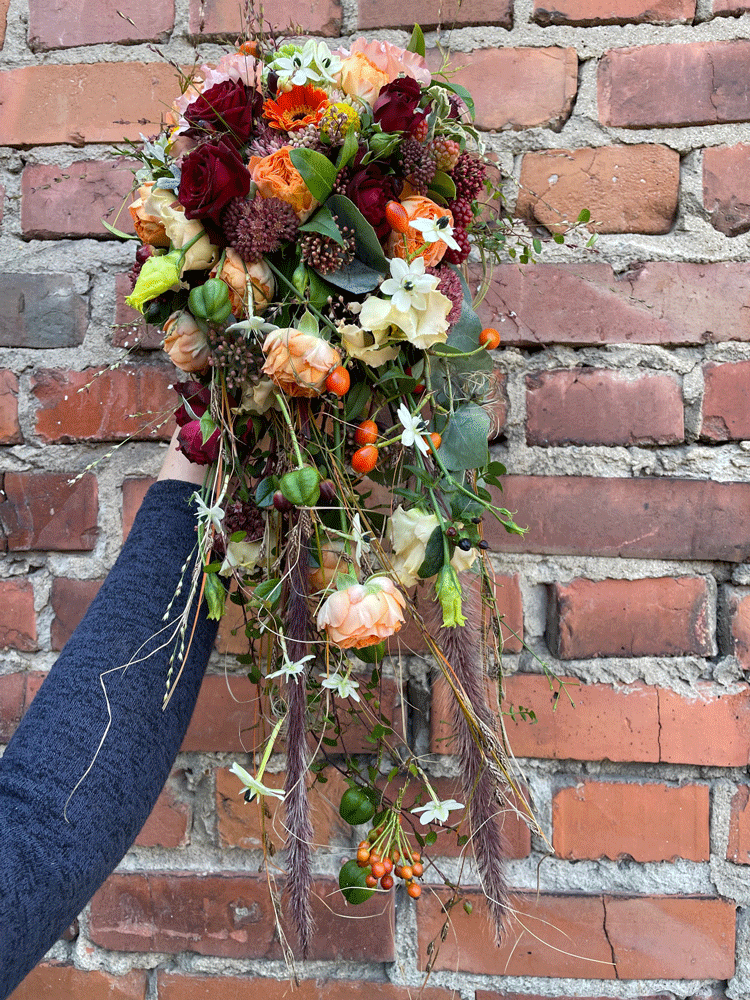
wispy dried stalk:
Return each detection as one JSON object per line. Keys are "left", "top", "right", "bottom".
{"left": 427, "top": 583, "right": 510, "bottom": 942}
{"left": 282, "top": 515, "right": 314, "bottom": 957}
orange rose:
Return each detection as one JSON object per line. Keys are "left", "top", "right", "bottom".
{"left": 163, "top": 310, "right": 210, "bottom": 373}
{"left": 262, "top": 328, "right": 341, "bottom": 397}
{"left": 316, "top": 576, "right": 406, "bottom": 649}
{"left": 129, "top": 183, "right": 169, "bottom": 247}
{"left": 248, "top": 147, "right": 318, "bottom": 221}
{"left": 337, "top": 52, "right": 390, "bottom": 105}
{"left": 309, "top": 540, "right": 359, "bottom": 593}
{"left": 211, "top": 249, "right": 275, "bottom": 316}
{"left": 386, "top": 196, "right": 455, "bottom": 267}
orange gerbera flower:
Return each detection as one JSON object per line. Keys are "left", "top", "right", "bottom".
{"left": 263, "top": 84, "right": 329, "bottom": 131}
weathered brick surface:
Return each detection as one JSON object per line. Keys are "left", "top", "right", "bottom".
{"left": 6, "top": 964, "right": 147, "bottom": 1000}
{"left": 713, "top": 0, "right": 750, "bottom": 10}
{"left": 0, "top": 580, "right": 37, "bottom": 651}
{"left": 476, "top": 261, "right": 750, "bottom": 346}
{"left": 419, "top": 890, "right": 735, "bottom": 978}
{"left": 21, "top": 160, "right": 137, "bottom": 239}
{"left": 28, "top": 0, "right": 174, "bottom": 49}
{"left": 189, "top": 0, "right": 341, "bottom": 35}
{"left": 703, "top": 144, "right": 750, "bottom": 236}
{"left": 517, "top": 146, "right": 679, "bottom": 234}
{"left": 50, "top": 577, "right": 104, "bottom": 650}
{"left": 727, "top": 785, "right": 750, "bottom": 863}
{"left": 360, "top": 0, "right": 511, "bottom": 27}
{"left": 432, "top": 48, "right": 577, "bottom": 131}
{"left": 534, "top": 0, "right": 693, "bottom": 24}
{"left": 599, "top": 40, "right": 750, "bottom": 127}
{"left": 0, "top": 274, "right": 87, "bottom": 348}
{"left": 32, "top": 367, "right": 175, "bottom": 443}
{"left": 485, "top": 476, "right": 750, "bottom": 562}
{"left": 89, "top": 872, "right": 395, "bottom": 960}
{"left": 0, "top": 0, "right": 8, "bottom": 46}
{"left": 122, "top": 477, "right": 155, "bottom": 541}
{"left": 526, "top": 368, "right": 683, "bottom": 445}
{"left": 658, "top": 684, "right": 750, "bottom": 766}
{"left": 158, "top": 975, "right": 455, "bottom": 1000}
{"left": 135, "top": 774, "right": 191, "bottom": 847}
{"left": 0, "top": 673, "right": 25, "bottom": 743}
{"left": 726, "top": 587, "right": 750, "bottom": 669}
{"left": 112, "top": 273, "right": 163, "bottom": 350}
{"left": 552, "top": 781, "right": 710, "bottom": 861}
{"left": 0, "top": 473, "right": 98, "bottom": 552}
{"left": 548, "top": 577, "right": 714, "bottom": 659}
{"left": 0, "top": 369, "right": 22, "bottom": 444}
{"left": 701, "top": 360, "right": 750, "bottom": 440}
{"left": 0, "top": 63, "right": 178, "bottom": 146}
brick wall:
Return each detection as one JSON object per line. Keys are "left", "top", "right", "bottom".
{"left": 2, "top": 0, "right": 750, "bottom": 998}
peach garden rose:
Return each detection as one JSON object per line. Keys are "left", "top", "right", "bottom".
{"left": 163, "top": 310, "right": 210, "bottom": 373}
{"left": 248, "top": 146, "right": 318, "bottom": 221}
{"left": 316, "top": 576, "right": 406, "bottom": 649}
{"left": 262, "top": 327, "right": 341, "bottom": 397}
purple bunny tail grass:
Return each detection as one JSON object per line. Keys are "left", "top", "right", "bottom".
{"left": 282, "top": 517, "right": 315, "bottom": 958}
{"left": 427, "top": 584, "right": 510, "bottom": 943}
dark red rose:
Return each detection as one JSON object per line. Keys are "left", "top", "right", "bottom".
{"left": 178, "top": 140, "right": 250, "bottom": 223}
{"left": 174, "top": 381, "right": 210, "bottom": 426}
{"left": 347, "top": 164, "right": 399, "bottom": 240}
{"left": 184, "top": 80, "right": 258, "bottom": 143}
{"left": 177, "top": 419, "right": 220, "bottom": 465}
{"left": 372, "top": 77, "right": 428, "bottom": 134}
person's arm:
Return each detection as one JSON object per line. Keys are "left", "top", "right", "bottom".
{"left": 0, "top": 435, "right": 218, "bottom": 999}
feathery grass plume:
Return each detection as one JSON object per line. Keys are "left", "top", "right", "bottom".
{"left": 427, "top": 582, "right": 510, "bottom": 942}
{"left": 282, "top": 515, "right": 315, "bottom": 957}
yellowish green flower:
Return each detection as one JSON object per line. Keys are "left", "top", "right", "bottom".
{"left": 126, "top": 251, "right": 182, "bottom": 313}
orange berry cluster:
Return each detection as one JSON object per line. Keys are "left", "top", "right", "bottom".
{"left": 355, "top": 837, "right": 424, "bottom": 899}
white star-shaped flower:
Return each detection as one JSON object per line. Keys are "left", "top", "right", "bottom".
{"left": 309, "top": 41, "right": 342, "bottom": 84}
{"left": 411, "top": 797, "right": 464, "bottom": 825}
{"left": 410, "top": 215, "right": 461, "bottom": 252}
{"left": 320, "top": 671, "right": 361, "bottom": 702}
{"left": 230, "top": 762, "right": 286, "bottom": 803}
{"left": 380, "top": 257, "right": 438, "bottom": 312}
{"left": 192, "top": 492, "right": 225, "bottom": 533}
{"left": 266, "top": 651, "right": 315, "bottom": 683}
{"left": 274, "top": 42, "right": 320, "bottom": 86}
{"left": 397, "top": 402, "right": 429, "bottom": 456}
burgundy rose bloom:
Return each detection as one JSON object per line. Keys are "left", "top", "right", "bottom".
{"left": 347, "top": 164, "right": 399, "bottom": 240}
{"left": 178, "top": 140, "right": 251, "bottom": 223}
{"left": 174, "top": 380, "right": 210, "bottom": 425}
{"left": 372, "top": 77, "right": 428, "bottom": 135}
{"left": 184, "top": 80, "right": 258, "bottom": 144}
{"left": 177, "top": 419, "right": 220, "bottom": 465}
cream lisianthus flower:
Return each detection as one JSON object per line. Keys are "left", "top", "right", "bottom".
{"left": 236, "top": 377, "right": 279, "bottom": 416}
{"left": 359, "top": 288, "right": 451, "bottom": 352}
{"left": 142, "top": 185, "right": 218, "bottom": 272}
{"left": 339, "top": 322, "right": 400, "bottom": 368}
{"left": 388, "top": 506, "right": 478, "bottom": 588}
{"left": 219, "top": 538, "right": 263, "bottom": 577}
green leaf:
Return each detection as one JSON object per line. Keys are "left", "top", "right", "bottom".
{"left": 532, "top": 238, "right": 542, "bottom": 254}
{"left": 424, "top": 830, "right": 438, "bottom": 845}
{"left": 407, "top": 23, "right": 426, "bottom": 57}
{"left": 443, "top": 270, "right": 493, "bottom": 374}
{"left": 203, "top": 571, "right": 226, "bottom": 621}
{"left": 321, "top": 256, "right": 383, "bottom": 293}
{"left": 230, "top": 530, "right": 247, "bottom": 543}
{"left": 255, "top": 476, "right": 276, "bottom": 508}
{"left": 289, "top": 147, "right": 338, "bottom": 202}
{"left": 553, "top": 232, "right": 565, "bottom": 244}
{"left": 577, "top": 208, "right": 591, "bottom": 224}
{"left": 101, "top": 218, "right": 139, "bottom": 240}
{"left": 428, "top": 170, "right": 457, "bottom": 202}
{"left": 255, "top": 577, "right": 281, "bottom": 606}
{"left": 344, "top": 379, "right": 371, "bottom": 421}
{"left": 299, "top": 205, "right": 346, "bottom": 247}
{"left": 417, "top": 524, "right": 445, "bottom": 579}
{"left": 326, "top": 194, "right": 389, "bottom": 274}
{"left": 440, "top": 404, "right": 491, "bottom": 472}
{"left": 200, "top": 410, "right": 217, "bottom": 446}
{"left": 297, "top": 309, "right": 320, "bottom": 336}
{"left": 430, "top": 78, "right": 475, "bottom": 120}
{"left": 336, "top": 127, "right": 359, "bottom": 171}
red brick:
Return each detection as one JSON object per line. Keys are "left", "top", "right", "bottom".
{"left": 599, "top": 41, "right": 750, "bottom": 128}
{"left": 703, "top": 144, "right": 750, "bottom": 236}
{"left": 0, "top": 672, "right": 25, "bottom": 743}
{"left": 158, "top": 975, "right": 454, "bottom": 1000}
{"left": 726, "top": 587, "right": 750, "bottom": 669}
{"left": 433, "top": 47, "right": 577, "bottom": 131}
{"left": 517, "top": 146, "right": 679, "bottom": 234}
{"left": 0, "top": 580, "right": 37, "bottom": 651}
{"left": 361, "top": 0, "right": 509, "bottom": 27}
{"left": 33, "top": 367, "right": 175, "bottom": 443}
{"left": 50, "top": 577, "right": 104, "bottom": 650}
{"left": 0, "top": 473, "right": 98, "bottom": 552}
{"left": 0, "top": 370, "right": 21, "bottom": 444}
{"left": 0, "top": 63, "right": 178, "bottom": 146}
{"left": 0, "top": 0, "right": 8, "bottom": 46}
{"left": 713, "top": 0, "right": 750, "bottom": 10}
{"left": 189, "top": 0, "right": 340, "bottom": 35}
{"left": 727, "top": 785, "right": 750, "bottom": 863}
{"left": 534, "top": 0, "right": 693, "bottom": 23}
{"left": 419, "top": 889, "right": 735, "bottom": 979}
{"left": 28, "top": 0, "right": 173, "bottom": 49}
{"left": 553, "top": 781, "right": 710, "bottom": 861}
{"left": 485, "top": 476, "right": 750, "bottom": 562}
{"left": 112, "top": 273, "right": 163, "bottom": 350}
{"left": 21, "top": 160, "right": 137, "bottom": 239}
{"left": 548, "top": 577, "right": 714, "bottom": 659}
{"left": 135, "top": 773, "right": 191, "bottom": 847}
{"left": 0, "top": 273, "right": 87, "bottom": 348}
{"left": 7, "top": 964, "right": 147, "bottom": 1000}
{"left": 701, "top": 360, "right": 750, "bottom": 440}
{"left": 526, "top": 368, "right": 683, "bottom": 446}
{"left": 122, "top": 477, "right": 155, "bottom": 542}
{"left": 658, "top": 683, "right": 750, "bottom": 767}
{"left": 476, "top": 261, "right": 750, "bottom": 347}
{"left": 89, "top": 872, "right": 395, "bottom": 960}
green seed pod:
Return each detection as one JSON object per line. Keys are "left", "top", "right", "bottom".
{"left": 279, "top": 465, "right": 321, "bottom": 507}
{"left": 188, "top": 278, "right": 232, "bottom": 324}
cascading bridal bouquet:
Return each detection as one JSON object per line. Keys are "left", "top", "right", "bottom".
{"left": 121, "top": 20, "right": 539, "bottom": 958}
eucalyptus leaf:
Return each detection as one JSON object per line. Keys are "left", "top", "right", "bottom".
{"left": 290, "top": 147, "right": 338, "bottom": 202}
{"left": 417, "top": 525, "right": 445, "bottom": 578}
{"left": 344, "top": 379, "right": 371, "bottom": 421}
{"left": 321, "top": 256, "right": 383, "bottom": 293}
{"left": 440, "top": 404, "right": 490, "bottom": 471}
{"left": 255, "top": 476, "right": 277, "bottom": 508}
{"left": 299, "top": 205, "right": 346, "bottom": 247}
{"left": 326, "top": 194, "right": 389, "bottom": 274}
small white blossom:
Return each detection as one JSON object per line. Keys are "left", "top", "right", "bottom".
{"left": 411, "top": 797, "right": 464, "bottom": 825}
{"left": 266, "top": 652, "right": 315, "bottom": 682}
{"left": 230, "top": 762, "right": 286, "bottom": 803}
{"left": 410, "top": 214, "right": 461, "bottom": 252}
{"left": 397, "top": 402, "right": 429, "bottom": 456}
{"left": 380, "top": 257, "right": 438, "bottom": 312}
{"left": 320, "top": 671, "right": 361, "bottom": 702}
{"left": 274, "top": 42, "right": 320, "bottom": 86}
{"left": 309, "top": 41, "right": 342, "bottom": 84}
{"left": 192, "top": 493, "right": 225, "bottom": 533}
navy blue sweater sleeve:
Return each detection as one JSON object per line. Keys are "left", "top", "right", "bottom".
{"left": 0, "top": 479, "right": 218, "bottom": 999}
